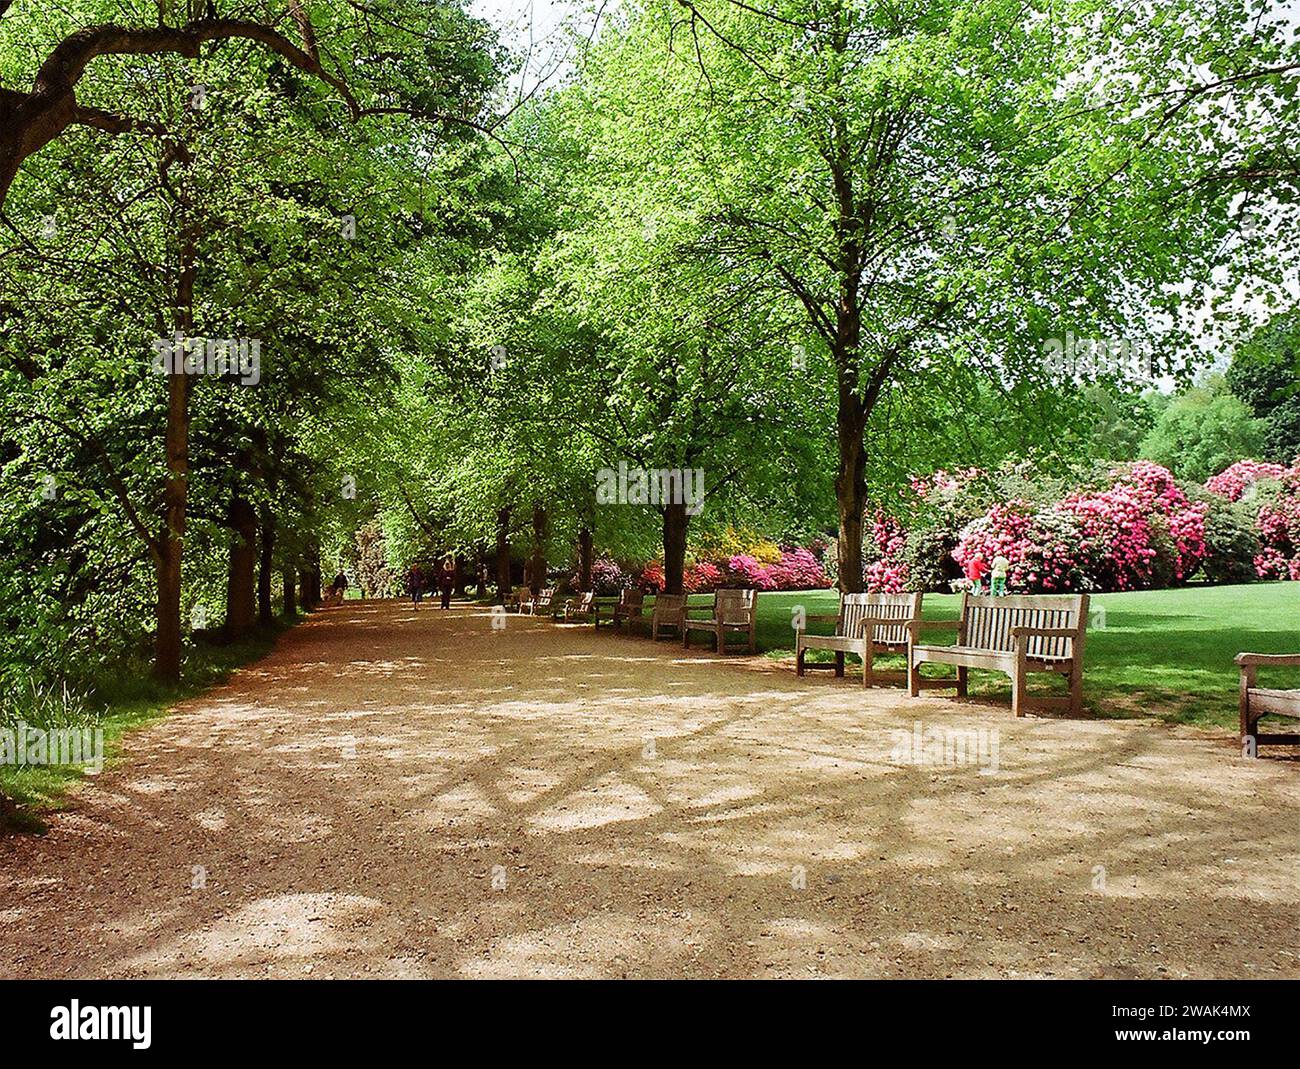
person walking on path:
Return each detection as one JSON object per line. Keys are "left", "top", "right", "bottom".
{"left": 407, "top": 564, "right": 425, "bottom": 610}
{"left": 439, "top": 557, "right": 455, "bottom": 610}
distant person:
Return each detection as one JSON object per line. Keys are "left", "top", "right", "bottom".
{"left": 990, "top": 554, "right": 1010, "bottom": 596}
{"left": 439, "top": 557, "right": 455, "bottom": 610}
{"left": 331, "top": 572, "right": 347, "bottom": 597}
{"left": 408, "top": 564, "right": 425, "bottom": 610}
{"left": 963, "top": 554, "right": 989, "bottom": 595}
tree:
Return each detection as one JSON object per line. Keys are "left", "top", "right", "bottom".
{"left": 1139, "top": 378, "right": 1266, "bottom": 481}
{"left": 1228, "top": 311, "right": 1300, "bottom": 465}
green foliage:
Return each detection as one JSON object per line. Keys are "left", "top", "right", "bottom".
{"left": 1139, "top": 378, "right": 1266, "bottom": 482}
{"left": 1228, "top": 311, "right": 1300, "bottom": 465}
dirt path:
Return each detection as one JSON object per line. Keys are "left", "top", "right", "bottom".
{"left": 1, "top": 600, "right": 1296, "bottom": 979}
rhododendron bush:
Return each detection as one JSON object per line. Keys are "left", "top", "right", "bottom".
{"left": 869, "top": 456, "right": 1298, "bottom": 593}
{"left": 1214, "top": 459, "right": 1300, "bottom": 581}
{"left": 634, "top": 548, "right": 829, "bottom": 593}
{"left": 874, "top": 460, "right": 1225, "bottom": 593}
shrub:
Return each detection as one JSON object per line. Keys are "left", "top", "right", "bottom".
{"left": 590, "top": 557, "right": 632, "bottom": 595}
{"left": 1196, "top": 493, "right": 1262, "bottom": 585}
{"left": 1205, "top": 459, "right": 1289, "bottom": 502}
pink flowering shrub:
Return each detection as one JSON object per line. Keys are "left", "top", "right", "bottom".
{"left": 1057, "top": 463, "right": 1207, "bottom": 589}
{"left": 725, "top": 554, "right": 780, "bottom": 590}
{"left": 940, "top": 463, "right": 1207, "bottom": 593}
{"left": 1205, "top": 460, "right": 1290, "bottom": 502}
{"left": 628, "top": 548, "right": 828, "bottom": 594}
{"left": 865, "top": 513, "right": 909, "bottom": 592}
{"left": 954, "top": 504, "right": 1096, "bottom": 592}
{"left": 638, "top": 561, "right": 664, "bottom": 594}
{"left": 683, "top": 561, "right": 724, "bottom": 593}
{"left": 589, "top": 557, "right": 631, "bottom": 596}
{"left": 1206, "top": 457, "right": 1300, "bottom": 580}
{"left": 766, "top": 548, "right": 831, "bottom": 590}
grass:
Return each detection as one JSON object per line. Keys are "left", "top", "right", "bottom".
{"left": 0, "top": 620, "right": 295, "bottom": 834}
{"left": 648, "top": 582, "right": 1299, "bottom": 729}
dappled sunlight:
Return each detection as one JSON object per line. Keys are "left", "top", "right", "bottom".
{"left": 2, "top": 599, "right": 1297, "bottom": 979}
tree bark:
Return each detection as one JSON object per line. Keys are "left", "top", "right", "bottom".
{"left": 662, "top": 501, "right": 689, "bottom": 595}
{"left": 577, "top": 526, "right": 593, "bottom": 592}
{"left": 530, "top": 503, "right": 548, "bottom": 595}
{"left": 835, "top": 389, "right": 868, "bottom": 593}
{"left": 152, "top": 211, "right": 196, "bottom": 681}
{"left": 281, "top": 566, "right": 297, "bottom": 617}
{"left": 494, "top": 507, "right": 511, "bottom": 603}
{"left": 224, "top": 493, "right": 257, "bottom": 639}
{"left": 300, "top": 539, "right": 322, "bottom": 609}
{"left": 257, "top": 512, "right": 275, "bottom": 626}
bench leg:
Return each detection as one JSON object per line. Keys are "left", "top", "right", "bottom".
{"left": 796, "top": 643, "right": 805, "bottom": 676}
{"left": 1068, "top": 661, "right": 1084, "bottom": 718}
{"left": 862, "top": 645, "right": 873, "bottom": 690}
{"left": 908, "top": 648, "right": 921, "bottom": 698}
{"left": 715, "top": 625, "right": 724, "bottom": 653}
{"left": 834, "top": 652, "right": 845, "bottom": 678}
{"left": 1012, "top": 650, "right": 1028, "bottom": 718}
{"left": 956, "top": 666, "right": 968, "bottom": 698}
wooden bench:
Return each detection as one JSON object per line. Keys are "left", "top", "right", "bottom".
{"left": 649, "top": 593, "right": 687, "bottom": 640}
{"left": 561, "top": 591, "right": 597, "bottom": 622}
{"left": 506, "top": 585, "right": 529, "bottom": 612}
{"left": 595, "top": 589, "right": 644, "bottom": 630}
{"left": 908, "top": 593, "right": 1089, "bottom": 717}
{"left": 1236, "top": 652, "right": 1300, "bottom": 756}
{"left": 795, "top": 592, "right": 922, "bottom": 688}
{"left": 523, "top": 587, "right": 556, "bottom": 616}
{"left": 683, "top": 589, "right": 758, "bottom": 654}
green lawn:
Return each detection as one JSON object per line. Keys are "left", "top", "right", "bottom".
{"left": 0, "top": 622, "right": 295, "bottom": 833}
{"left": 655, "top": 583, "right": 1299, "bottom": 729}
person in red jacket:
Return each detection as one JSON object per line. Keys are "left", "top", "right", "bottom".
{"left": 963, "top": 555, "right": 989, "bottom": 595}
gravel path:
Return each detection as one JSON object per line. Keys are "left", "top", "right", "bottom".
{"left": 2, "top": 599, "right": 1296, "bottom": 979}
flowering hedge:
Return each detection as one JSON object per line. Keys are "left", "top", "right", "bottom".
{"left": 866, "top": 456, "right": 1298, "bottom": 594}
{"left": 1210, "top": 459, "right": 1300, "bottom": 581}
{"left": 635, "top": 547, "right": 829, "bottom": 594}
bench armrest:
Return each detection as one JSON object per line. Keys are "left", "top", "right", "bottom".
{"left": 1235, "top": 652, "right": 1300, "bottom": 667}
{"left": 907, "top": 619, "right": 956, "bottom": 634}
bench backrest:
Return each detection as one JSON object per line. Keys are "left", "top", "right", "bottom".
{"left": 653, "top": 593, "right": 687, "bottom": 621}
{"left": 840, "top": 592, "right": 922, "bottom": 646}
{"left": 959, "top": 593, "right": 1087, "bottom": 659}
{"left": 618, "top": 589, "right": 645, "bottom": 612}
{"left": 714, "top": 588, "right": 758, "bottom": 625}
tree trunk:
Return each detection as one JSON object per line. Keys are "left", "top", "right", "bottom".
{"left": 152, "top": 217, "right": 196, "bottom": 681}
{"left": 257, "top": 512, "right": 275, "bottom": 626}
{"left": 300, "top": 539, "right": 322, "bottom": 609}
{"left": 224, "top": 494, "right": 257, "bottom": 639}
{"left": 577, "top": 526, "right": 593, "bottom": 591}
{"left": 474, "top": 546, "right": 488, "bottom": 598}
{"left": 835, "top": 388, "right": 868, "bottom": 593}
{"left": 662, "top": 500, "right": 689, "bottom": 595}
{"left": 530, "top": 503, "right": 548, "bottom": 595}
{"left": 494, "top": 507, "right": 511, "bottom": 603}
{"left": 282, "top": 566, "right": 297, "bottom": 617}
